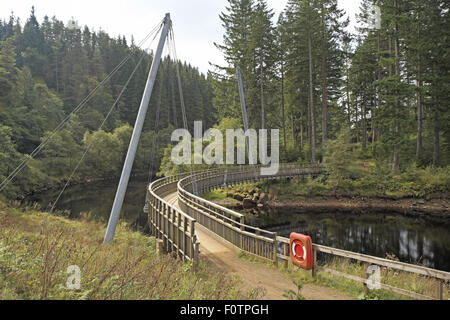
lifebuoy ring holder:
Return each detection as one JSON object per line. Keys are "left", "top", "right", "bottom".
{"left": 292, "top": 239, "right": 307, "bottom": 262}
{"left": 289, "top": 233, "right": 314, "bottom": 270}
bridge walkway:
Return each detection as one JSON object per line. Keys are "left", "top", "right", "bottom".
{"left": 164, "top": 192, "right": 353, "bottom": 300}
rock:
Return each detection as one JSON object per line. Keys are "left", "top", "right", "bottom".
{"left": 259, "top": 193, "right": 267, "bottom": 204}
{"left": 243, "top": 198, "right": 257, "bottom": 209}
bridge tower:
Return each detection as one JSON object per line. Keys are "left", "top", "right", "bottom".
{"left": 104, "top": 14, "right": 172, "bottom": 244}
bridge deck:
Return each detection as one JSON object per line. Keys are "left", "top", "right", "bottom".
{"left": 163, "top": 191, "right": 353, "bottom": 300}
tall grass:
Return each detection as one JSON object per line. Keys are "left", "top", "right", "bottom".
{"left": 0, "top": 203, "right": 262, "bottom": 300}
{"left": 237, "top": 251, "right": 447, "bottom": 300}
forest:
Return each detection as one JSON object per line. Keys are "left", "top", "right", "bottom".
{"left": 1, "top": 0, "right": 449, "bottom": 200}
{"left": 0, "top": 7, "right": 216, "bottom": 198}
{"left": 210, "top": 0, "right": 449, "bottom": 165}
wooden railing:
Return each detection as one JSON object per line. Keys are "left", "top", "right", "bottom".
{"left": 178, "top": 165, "right": 322, "bottom": 262}
{"left": 276, "top": 237, "right": 449, "bottom": 300}
{"left": 147, "top": 173, "right": 200, "bottom": 268}
{"left": 174, "top": 164, "right": 450, "bottom": 300}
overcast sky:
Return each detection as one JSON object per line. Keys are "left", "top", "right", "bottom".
{"left": 0, "top": 0, "right": 362, "bottom": 74}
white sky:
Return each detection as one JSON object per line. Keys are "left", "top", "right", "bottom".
{"left": 0, "top": 0, "right": 362, "bottom": 74}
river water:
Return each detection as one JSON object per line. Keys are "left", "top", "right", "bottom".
{"left": 245, "top": 207, "right": 450, "bottom": 271}
{"left": 24, "top": 180, "right": 450, "bottom": 272}
{"left": 24, "top": 179, "right": 149, "bottom": 226}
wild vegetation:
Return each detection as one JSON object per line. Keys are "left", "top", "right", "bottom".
{"left": 158, "top": 0, "right": 449, "bottom": 194}
{"left": 0, "top": 1, "right": 449, "bottom": 301}
{"left": 0, "top": 200, "right": 263, "bottom": 300}
{"left": 1, "top": 1, "right": 449, "bottom": 200}
{"left": 210, "top": 0, "right": 449, "bottom": 170}
{"left": 238, "top": 250, "right": 448, "bottom": 300}
{"left": 207, "top": 136, "right": 450, "bottom": 201}
{"left": 0, "top": 7, "right": 216, "bottom": 199}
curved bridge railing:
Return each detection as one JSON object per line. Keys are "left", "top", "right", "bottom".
{"left": 148, "top": 172, "right": 201, "bottom": 267}
{"left": 178, "top": 164, "right": 322, "bottom": 261}
{"left": 148, "top": 164, "right": 450, "bottom": 299}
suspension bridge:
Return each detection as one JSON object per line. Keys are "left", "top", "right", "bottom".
{"left": 1, "top": 14, "right": 449, "bottom": 300}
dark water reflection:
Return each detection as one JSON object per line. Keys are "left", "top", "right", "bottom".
{"left": 24, "top": 179, "right": 149, "bottom": 227}
{"left": 245, "top": 208, "right": 450, "bottom": 272}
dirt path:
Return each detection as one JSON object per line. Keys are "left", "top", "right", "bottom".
{"left": 165, "top": 193, "right": 353, "bottom": 300}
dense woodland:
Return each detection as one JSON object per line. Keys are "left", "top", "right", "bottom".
{"left": 0, "top": 7, "right": 216, "bottom": 198}
{"left": 212, "top": 0, "right": 449, "bottom": 166}
{"left": 1, "top": 1, "right": 449, "bottom": 199}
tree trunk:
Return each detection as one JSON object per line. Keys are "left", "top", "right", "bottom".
{"left": 393, "top": 3, "right": 400, "bottom": 173}
{"left": 416, "top": 82, "right": 423, "bottom": 161}
{"left": 346, "top": 66, "right": 352, "bottom": 127}
{"left": 362, "top": 102, "right": 367, "bottom": 150}
{"left": 308, "top": 30, "right": 316, "bottom": 163}
{"left": 416, "top": 56, "right": 423, "bottom": 160}
{"left": 355, "top": 97, "right": 359, "bottom": 144}
{"left": 170, "top": 65, "right": 178, "bottom": 128}
{"left": 281, "top": 70, "right": 287, "bottom": 155}
{"left": 433, "top": 118, "right": 440, "bottom": 166}
{"left": 322, "top": 56, "right": 328, "bottom": 162}
{"left": 290, "top": 112, "right": 295, "bottom": 144}
{"left": 154, "top": 77, "right": 163, "bottom": 131}
{"left": 300, "top": 119, "right": 304, "bottom": 151}
{"left": 260, "top": 55, "right": 265, "bottom": 130}
{"left": 321, "top": 4, "right": 328, "bottom": 162}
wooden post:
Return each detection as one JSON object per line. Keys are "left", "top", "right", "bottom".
{"left": 240, "top": 217, "right": 245, "bottom": 250}
{"left": 183, "top": 217, "right": 187, "bottom": 263}
{"left": 283, "top": 243, "right": 289, "bottom": 269}
{"left": 193, "top": 241, "right": 200, "bottom": 272}
{"left": 312, "top": 247, "right": 318, "bottom": 278}
{"left": 156, "top": 239, "right": 165, "bottom": 256}
{"left": 363, "top": 263, "right": 369, "bottom": 296}
{"left": 190, "top": 222, "right": 195, "bottom": 259}
{"left": 273, "top": 233, "right": 278, "bottom": 266}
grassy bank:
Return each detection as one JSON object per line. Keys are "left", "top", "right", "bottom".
{"left": 206, "top": 164, "right": 450, "bottom": 201}
{"left": 237, "top": 252, "right": 447, "bottom": 300}
{"left": 0, "top": 202, "right": 257, "bottom": 300}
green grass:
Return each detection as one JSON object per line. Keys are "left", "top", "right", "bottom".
{"left": 213, "top": 163, "right": 450, "bottom": 200}
{"left": 237, "top": 251, "right": 446, "bottom": 300}
{"left": 203, "top": 189, "right": 228, "bottom": 201}
{"left": 0, "top": 201, "right": 262, "bottom": 300}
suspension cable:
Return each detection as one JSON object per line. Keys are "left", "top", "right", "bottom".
{"left": 145, "top": 39, "right": 170, "bottom": 185}
{"left": 49, "top": 47, "right": 151, "bottom": 214}
{"left": 0, "top": 19, "right": 164, "bottom": 193}
{"left": 168, "top": 26, "right": 199, "bottom": 195}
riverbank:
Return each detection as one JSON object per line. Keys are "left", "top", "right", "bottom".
{"left": 204, "top": 178, "right": 450, "bottom": 220}
{"left": 0, "top": 201, "right": 255, "bottom": 300}
{"left": 212, "top": 195, "right": 450, "bottom": 219}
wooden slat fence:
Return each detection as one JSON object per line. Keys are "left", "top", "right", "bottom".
{"left": 174, "top": 164, "right": 450, "bottom": 299}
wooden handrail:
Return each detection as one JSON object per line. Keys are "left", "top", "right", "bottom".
{"left": 148, "top": 164, "right": 449, "bottom": 299}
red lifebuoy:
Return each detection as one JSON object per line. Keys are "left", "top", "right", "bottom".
{"left": 290, "top": 233, "right": 313, "bottom": 270}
